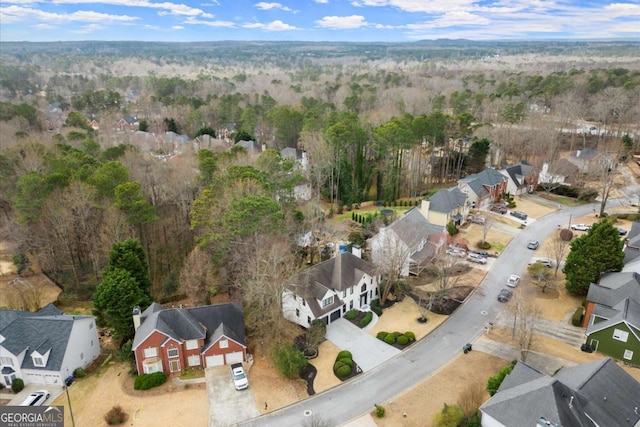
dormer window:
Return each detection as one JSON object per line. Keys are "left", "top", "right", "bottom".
{"left": 321, "top": 296, "right": 334, "bottom": 308}
{"left": 33, "top": 356, "right": 45, "bottom": 367}
{"left": 31, "top": 349, "right": 50, "bottom": 367}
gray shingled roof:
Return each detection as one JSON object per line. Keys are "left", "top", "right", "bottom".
{"left": 482, "top": 358, "right": 640, "bottom": 427}
{"left": 388, "top": 208, "right": 443, "bottom": 251}
{"left": 586, "top": 297, "right": 640, "bottom": 333}
{"left": 496, "top": 362, "right": 544, "bottom": 393}
{"left": 502, "top": 161, "right": 536, "bottom": 188}
{"left": 286, "top": 252, "right": 377, "bottom": 318}
{"left": 0, "top": 309, "right": 92, "bottom": 372}
{"left": 427, "top": 187, "right": 467, "bottom": 214}
{"left": 586, "top": 272, "right": 640, "bottom": 308}
{"left": 280, "top": 147, "right": 303, "bottom": 160}
{"left": 132, "top": 303, "right": 246, "bottom": 351}
{"left": 459, "top": 168, "right": 505, "bottom": 198}
{"left": 624, "top": 222, "right": 640, "bottom": 265}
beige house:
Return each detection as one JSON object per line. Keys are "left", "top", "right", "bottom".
{"left": 419, "top": 187, "right": 469, "bottom": 226}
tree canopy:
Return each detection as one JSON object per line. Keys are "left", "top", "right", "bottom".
{"left": 564, "top": 219, "right": 624, "bottom": 295}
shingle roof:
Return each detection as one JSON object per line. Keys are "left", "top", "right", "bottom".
{"left": 427, "top": 187, "right": 467, "bottom": 214}
{"left": 624, "top": 222, "right": 640, "bottom": 266}
{"left": 280, "top": 147, "right": 303, "bottom": 160}
{"left": 286, "top": 252, "right": 377, "bottom": 318}
{"left": 586, "top": 297, "right": 640, "bottom": 333}
{"left": 0, "top": 309, "right": 92, "bottom": 372}
{"left": 502, "top": 161, "right": 536, "bottom": 187}
{"left": 388, "top": 208, "right": 443, "bottom": 251}
{"left": 459, "top": 168, "right": 505, "bottom": 197}
{"left": 132, "top": 303, "right": 246, "bottom": 351}
{"left": 481, "top": 358, "right": 640, "bottom": 427}
{"left": 586, "top": 272, "right": 640, "bottom": 308}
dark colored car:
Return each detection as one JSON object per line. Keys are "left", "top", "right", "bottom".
{"left": 497, "top": 289, "right": 513, "bottom": 303}
{"left": 510, "top": 211, "right": 528, "bottom": 220}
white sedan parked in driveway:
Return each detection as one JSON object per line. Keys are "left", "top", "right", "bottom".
{"left": 506, "top": 274, "right": 521, "bottom": 288}
{"left": 571, "top": 223, "right": 590, "bottom": 231}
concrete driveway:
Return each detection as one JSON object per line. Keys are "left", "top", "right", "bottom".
{"left": 206, "top": 365, "right": 259, "bottom": 427}
{"left": 325, "top": 318, "right": 400, "bottom": 372}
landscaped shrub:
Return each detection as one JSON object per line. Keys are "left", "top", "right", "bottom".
{"left": 396, "top": 335, "right": 409, "bottom": 346}
{"left": 559, "top": 229, "right": 574, "bottom": 241}
{"left": 104, "top": 405, "right": 127, "bottom": 425}
{"left": 134, "top": 372, "right": 167, "bottom": 390}
{"left": 476, "top": 240, "right": 491, "bottom": 250}
{"left": 272, "top": 344, "right": 308, "bottom": 379}
{"left": 335, "top": 364, "right": 351, "bottom": 378}
{"left": 404, "top": 331, "right": 416, "bottom": 341}
{"left": 376, "top": 331, "right": 388, "bottom": 340}
{"left": 384, "top": 334, "right": 396, "bottom": 344}
{"left": 333, "top": 361, "right": 345, "bottom": 374}
{"left": 572, "top": 307, "right": 584, "bottom": 326}
{"left": 486, "top": 362, "right": 516, "bottom": 396}
{"left": 11, "top": 378, "right": 24, "bottom": 393}
{"left": 338, "top": 358, "right": 353, "bottom": 367}
{"left": 73, "top": 368, "right": 86, "bottom": 378}
{"left": 370, "top": 299, "right": 383, "bottom": 316}
{"left": 345, "top": 310, "right": 359, "bottom": 320}
{"left": 337, "top": 350, "right": 352, "bottom": 360}
{"left": 392, "top": 331, "right": 402, "bottom": 338}
{"left": 374, "top": 404, "right": 386, "bottom": 418}
{"left": 359, "top": 311, "right": 373, "bottom": 328}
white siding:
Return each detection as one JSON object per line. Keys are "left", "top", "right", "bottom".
{"left": 480, "top": 412, "right": 506, "bottom": 427}
{"left": 60, "top": 317, "right": 101, "bottom": 381}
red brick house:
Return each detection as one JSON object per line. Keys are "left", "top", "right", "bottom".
{"left": 132, "top": 302, "right": 247, "bottom": 375}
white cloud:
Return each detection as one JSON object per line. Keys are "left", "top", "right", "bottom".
{"left": 254, "top": 2, "right": 293, "bottom": 12}
{"left": 31, "top": 23, "right": 55, "bottom": 29}
{"left": 316, "top": 15, "right": 367, "bottom": 29}
{"left": 172, "top": 25, "right": 184, "bottom": 29}
{"left": 243, "top": 20, "right": 296, "bottom": 31}
{"left": 184, "top": 17, "right": 235, "bottom": 27}
{"left": 0, "top": 5, "right": 138, "bottom": 24}
{"left": 144, "top": 24, "right": 159, "bottom": 29}
{"left": 74, "top": 23, "right": 106, "bottom": 33}
{"left": 314, "top": 0, "right": 329, "bottom": 3}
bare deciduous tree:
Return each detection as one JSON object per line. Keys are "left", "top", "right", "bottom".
{"left": 509, "top": 291, "right": 542, "bottom": 362}
{"left": 527, "top": 262, "right": 555, "bottom": 293}
{"left": 179, "top": 248, "right": 216, "bottom": 306}
{"left": 546, "top": 232, "right": 570, "bottom": 277}
{"left": 457, "top": 382, "right": 486, "bottom": 418}
{"left": 371, "top": 227, "right": 411, "bottom": 304}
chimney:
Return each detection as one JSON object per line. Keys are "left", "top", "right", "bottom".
{"left": 132, "top": 306, "right": 141, "bottom": 331}
{"left": 352, "top": 245, "right": 362, "bottom": 259}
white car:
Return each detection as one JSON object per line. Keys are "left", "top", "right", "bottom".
{"left": 20, "top": 390, "right": 50, "bottom": 406}
{"left": 230, "top": 363, "right": 249, "bottom": 390}
{"left": 446, "top": 248, "right": 466, "bottom": 258}
{"left": 506, "top": 274, "right": 521, "bottom": 288}
{"left": 571, "top": 223, "right": 590, "bottom": 231}
{"left": 466, "top": 253, "right": 487, "bottom": 264}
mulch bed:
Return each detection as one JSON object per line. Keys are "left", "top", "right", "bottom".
{"left": 409, "top": 286, "right": 475, "bottom": 315}
{"left": 334, "top": 361, "right": 362, "bottom": 382}
{"left": 300, "top": 363, "right": 317, "bottom": 396}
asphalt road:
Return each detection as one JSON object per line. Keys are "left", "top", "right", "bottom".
{"left": 241, "top": 201, "right": 599, "bottom": 427}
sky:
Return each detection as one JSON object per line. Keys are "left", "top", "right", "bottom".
{"left": 1, "top": 0, "right": 639, "bottom": 42}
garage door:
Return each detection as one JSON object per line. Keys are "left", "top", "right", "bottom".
{"left": 44, "top": 374, "right": 59, "bottom": 385}
{"left": 225, "top": 352, "right": 243, "bottom": 364}
{"left": 206, "top": 355, "right": 224, "bottom": 367}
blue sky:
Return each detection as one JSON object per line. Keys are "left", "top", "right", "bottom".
{"left": 1, "top": 0, "right": 639, "bottom": 42}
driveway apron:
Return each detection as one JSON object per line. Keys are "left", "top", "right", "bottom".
{"left": 206, "top": 365, "right": 259, "bottom": 427}
{"left": 325, "top": 318, "right": 400, "bottom": 372}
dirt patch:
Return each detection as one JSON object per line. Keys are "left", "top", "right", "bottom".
{"left": 456, "top": 223, "right": 515, "bottom": 254}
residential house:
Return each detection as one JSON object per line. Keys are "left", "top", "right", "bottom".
{"left": 567, "top": 148, "right": 615, "bottom": 174}
{"left": 193, "top": 134, "right": 231, "bottom": 153}
{"left": 500, "top": 161, "right": 538, "bottom": 195}
{"left": 457, "top": 168, "right": 508, "bottom": 210}
{"left": 0, "top": 304, "right": 100, "bottom": 387}
{"left": 369, "top": 207, "right": 446, "bottom": 277}
{"left": 538, "top": 160, "right": 580, "bottom": 187}
{"left": 280, "top": 147, "right": 312, "bottom": 201}
{"left": 623, "top": 221, "right": 640, "bottom": 273}
{"left": 84, "top": 113, "right": 100, "bottom": 130}
{"left": 419, "top": 187, "right": 469, "bottom": 227}
{"left": 234, "top": 139, "right": 264, "bottom": 155}
{"left": 132, "top": 302, "right": 247, "bottom": 374}
{"left": 116, "top": 115, "right": 139, "bottom": 131}
{"left": 480, "top": 358, "right": 640, "bottom": 427}
{"left": 582, "top": 271, "right": 640, "bottom": 365}
{"left": 282, "top": 250, "right": 379, "bottom": 328}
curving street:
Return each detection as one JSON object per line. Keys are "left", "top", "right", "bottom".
{"left": 240, "top": 201, "right": 599, "bottom": 427}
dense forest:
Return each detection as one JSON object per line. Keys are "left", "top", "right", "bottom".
{"left": 0, "top": 40, "right": 638, "bottom": 346}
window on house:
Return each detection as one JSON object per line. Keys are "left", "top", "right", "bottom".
{"left": 0, "top": 357, "right": 12, "bottom": 367}
{"left": 188, "top": 355, "right": 200, "bottom": 366}
{"left": 302, "top": 299, "right": 306, "bottom": 306}
{"left": 144, "top": 347, "right": 158, "bottom": 358}
{"left": 343, "top": 290, "right": 346, "bottom": 298}
{"left": 321, "top": 296, "right": 334, "bottom": 307}
{"left": 80, "top": 352, "right": 84, "bottom": 361}
{"left": 167, "top": 347, "right": 179, "bottom": 358}
{"left": 33, "top": 356, "right": 44, "bottom": 367}
{"left": 186, "top": 340, "right": 199, "bottom": 350}
{"left": 219, "top": 339, "right": 229, "bottom": 349}
{"left": 613, "top": 329, "right": 629, "bottom": 342}
{"left": 623, "top": 350, "right": 633, "bottom": 360}
{"left": 349, "top": 301, "right": 353, "bottom": 310}
{"left": 361, "top": 284, "right": 366, "bottom": 293}
{"left": 91, "top": 340, "right": 94, "bottom": 347}
{"left": 350, "top": 287, "right": 353, "bottom": 295}
{"left": 307, "top": 316, "right": 311, "bottom": 324}
{"left": 89, "top": 322, "right": 94, "bottom": 329}
{"left": 296, "top": 309, "right": 300, "bottom": 317}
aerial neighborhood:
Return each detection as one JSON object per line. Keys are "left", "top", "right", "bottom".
{"left": 0, "top": 40, "right": 639, "bottom": 427}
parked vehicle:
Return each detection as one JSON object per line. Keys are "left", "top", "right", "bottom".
{"left": 617, "top": 227, "right": 628, "bottom": 236}
{"left": 20, "top": 390, "right": 50, "bottom": 406}
{"left": 498, "top": 289, "right": 513, "bottom": 303}
{"left": 467, "top": 253, "right": 488, "bottom": 264}
{"left": 470, "top": 250, "right": 489, "bottom": 258}
{"left": 510, "top": 211, "right": 528, "bottom": 220}
{"left": 571, "top": 223, "right": 590, "bottom": 231}
{"left": 527, "top": 240, "right": 540, "bottom": 250}
{"left": 534, "top": 258, "right": 554, "bottom": 268}
{"left": 506, "top": 274, "right": 521, "bottom": 288}
{"left": 466, "top": 214, "right": 486, "bottom": 225}
{"left": 446, "top": 248, "right": 466, "bottom": 258}
{"left": 230, "top": 363, "right": 249, "bottom": 390}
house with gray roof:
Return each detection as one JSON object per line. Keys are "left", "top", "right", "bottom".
{"left": 369, "top": 207, "right": 446, "bottom": 277}
{"left": 567, "top": 148, "right": 616, "bottom": 174}
{"left": 480, "top": 358, "right": 640, "bottom": 427}
{"left": 499, "top": 161, "right": 539, "bottom": 195}
{"left": 457, "top": 168, "right": 508, "bottom": 210}
{"left": 583, "top": 272, "right": 640, "bottom": 365}
{"left": 0, "top": 303, "right": 100, "bottom": 387}
{"left": 132, "top": 302, "right": 246, "bottom": 373}
{"left": 282, "top": 250, "right": 379, "bottom": 328}
{"left": 419, "top": 187, "right": 469, "bottom": 227}
{"left": 623, "top": 222, "right": 640, "bottom": 273}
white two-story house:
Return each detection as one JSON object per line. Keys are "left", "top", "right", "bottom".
{"left": 0, "top": 304, "right": 100, "bottom": 387}
{"left": 282, "top": 250, "right": 379, "bottom": 328}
